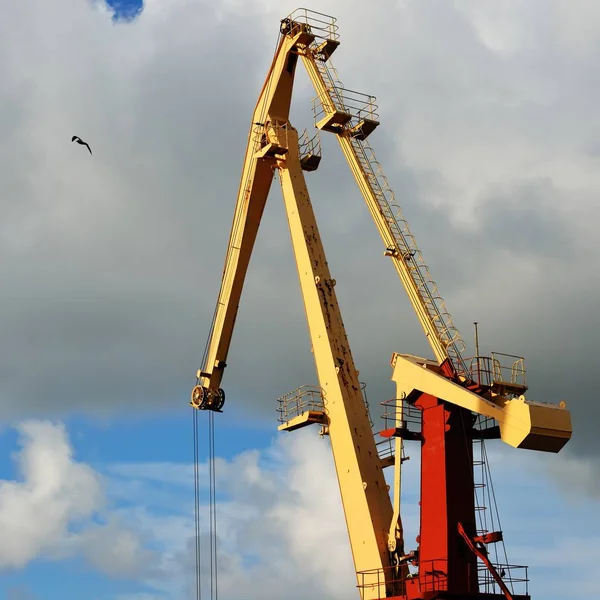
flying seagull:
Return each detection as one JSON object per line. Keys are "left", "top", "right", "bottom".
{"left": 71, "top": 135, "right": 92, "bottom": 155}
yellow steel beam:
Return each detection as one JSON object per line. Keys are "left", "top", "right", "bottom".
{"left": 298, "top": 36, "right": 573, "bottom": 456}
{"left": 391, "top": 353, "right": 572, "bottom": 452}
{"left": 299, "top": 50, "right": 451, "bottom": 368}
{"left": 277, "top": 124, "right": 406, "bottom": 598}
{"left": 198, "top": 28, "right": 311, "bottom": 392}
{"left": 195, "top": 20, "right": 405, "bottom": 594}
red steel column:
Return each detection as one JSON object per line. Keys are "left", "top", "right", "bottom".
{"left": 415, "top": 393, "right": 479, "bottom": 596}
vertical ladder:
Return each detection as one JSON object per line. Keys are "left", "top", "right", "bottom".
{"left": 307, "top": 47, "right": 468, "bottom": 375}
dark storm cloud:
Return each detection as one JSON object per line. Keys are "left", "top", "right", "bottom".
{"left": 475, "top": 178, "right": 575, "bottom": 258}
{"left": 0, "top": 0, "right": 599, "bottom": 485}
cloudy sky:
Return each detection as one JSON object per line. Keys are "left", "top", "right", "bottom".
{"left": 1, "top": 0, "right": 599, "bottom": 598}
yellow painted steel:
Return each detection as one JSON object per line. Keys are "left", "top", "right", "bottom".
{"left": 278, "top": 125, "right": 404, "bottom": 597}
{"left": 194, "top": 11, "right": 572, "bottom": 600}
{"left": 300, "top": 53, "right": 454, "bottom": 369}
{"left": 193, "top": 19, "right": 405, "bottom": 598}
{"left": 198, "top": 28, "right": 310, "bottom": 393}
{"left": 388, "top": 402, "right": 404, "bottom": 555}
{"left": 391, "top": 353, "right": 572, "bottom": 452}
{"left": 296, "top": 16, "right": 572, "bottom": 455}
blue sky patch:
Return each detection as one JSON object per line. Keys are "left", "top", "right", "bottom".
{"left": 0, "top": 417, "right": 597, "bottom": 600}
{"left": 105, "top": 0, "right": 143, "bottom": 22}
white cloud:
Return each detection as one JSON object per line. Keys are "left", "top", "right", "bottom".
{"left": 79, "top": 516, "right": 159, "bottom": 579}
{"left": 101, "top": 432, "right": 600, "bottom": 600}
{"left": 0, "top": 420, "right": 151, "bottom": 578}
{"left": 0, "top": 419, "right": 358, "bottom": 598}
{"left": 0, "top": 420, "right": 102, "bottom": 568}
{"left": 1, "top": 419, "right": 600, "bottom": 599}
{"left": 5, "top": 586, "right": 38, "bottom": 600}
{"left": 544, "top": 452, "right": 600, "bottom": 500}
{"left": 105, "top": 430, "right": 360, "bottom": 600}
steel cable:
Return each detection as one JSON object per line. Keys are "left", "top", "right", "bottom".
{"left": 193, "top": 409, "right": 202, "bottom": 600}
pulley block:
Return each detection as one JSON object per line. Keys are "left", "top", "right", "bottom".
{"left": 191, "top": 385, "right": 226, "bottom": 412}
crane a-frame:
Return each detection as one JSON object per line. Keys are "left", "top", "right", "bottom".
{"left": 191, "top": 9, "right": 572, "bottom": 600}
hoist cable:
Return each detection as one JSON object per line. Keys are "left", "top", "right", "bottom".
{"left": 209, "top": 412, "right": 214, "bottom": 600}
{"left": 208, "top": 410, "right": 219, "bottom": 600}
{"left": 192, "top": 23, "right": 283, "bottom": 600}
{"left": 214, "top": 414, "right": 219, "bottom": 600}
{"left": 193, "top": 408, "right": 202, "bottom": 600}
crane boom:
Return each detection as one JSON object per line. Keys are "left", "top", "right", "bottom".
{"left": 278, "top": 125, "right": 405, "bottom": 597}
{"left": 193, "top": 32, "right": 299, "bottom": 404}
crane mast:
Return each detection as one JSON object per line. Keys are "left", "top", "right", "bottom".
{"left": 191, "top": 9, "right": 573, "bottom": 600}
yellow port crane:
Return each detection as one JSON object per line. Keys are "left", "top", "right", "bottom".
{"left": 191, "top": 9, "right": 572, "bottom": 600}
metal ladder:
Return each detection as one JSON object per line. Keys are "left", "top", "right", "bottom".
{"left": 312, "top": 52, "right": 468, "bottom": 374}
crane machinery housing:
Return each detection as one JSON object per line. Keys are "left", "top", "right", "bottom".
{"left": 190, "top": 9, "right": 573, "bottom": 600}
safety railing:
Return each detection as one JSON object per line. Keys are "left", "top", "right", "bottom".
{"left": 251, "top": 123, "right": 264, "bottom": 154}
{"left": 356, "top": 560, "right": 446, "bottom": 599}
{"left": 298, "top": 128, "right": 322, "bottom": 161}
{"left": 284, "top": 8, "right": 339, "bottom": 44}
{"left": 357, "top": 560, "right": 528, "bottom": 599}
{"left": 380, "top": 397, "right": 422, "bottom": 435}
{"left": 277, "top": 382, "right": 373, "bottom": 426}
{"left": 312, "top": 87, "right": 379, "bottom": 129}
{"left": 459, "top": 353, "right": 527, "bottom": 395}
{"left": 492, "top": 352, "right": 526, "bottom": 388}
{"left": 252, "top": 119, "right": 289, "bottom": 155}
{"left": 461, "top": 356, "right": 488, "bottom": 387}
{"left": 472, "top": 414, "right": 499, "bottom": 440}
{"left": 376, "top": 437, "right": 394, "bottom": 462}
{"left": 359, "top": 381, "right": 375, "bottom": 429}
{"left": 277, "top": 385, "right": 325, "bottom": 423}
{"left": 478, "top": 563, "right": 529, "bottom": 596}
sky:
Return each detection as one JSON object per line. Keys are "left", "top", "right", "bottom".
{"left": 1, "top": 0, "right": 600, "bottom": 598}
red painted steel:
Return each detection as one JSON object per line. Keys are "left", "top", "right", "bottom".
{"left": 415, "top": 393, "right": 479, "bottom": 595}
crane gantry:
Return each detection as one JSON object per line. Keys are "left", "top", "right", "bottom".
{"left": 191, "top": 9, "right": 572, "bottom": 600}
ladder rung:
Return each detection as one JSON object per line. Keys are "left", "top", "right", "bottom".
{"left": 343, "top": 119, "right": 467, "bottom": 368}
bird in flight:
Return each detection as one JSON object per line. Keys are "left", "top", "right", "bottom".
{"left": 71, "top": 135, "right": 92, "bottom": 155}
